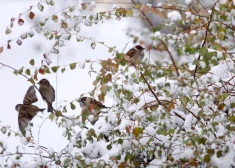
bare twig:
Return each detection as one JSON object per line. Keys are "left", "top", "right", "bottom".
{"left": 140, "top": 72, "right": 161, "bottom": 105}
{"left": 193, "top": 0, "right": 219, "bottom": 78}
{"left": 159, "top": 39, "right": 179, "bottom": 76}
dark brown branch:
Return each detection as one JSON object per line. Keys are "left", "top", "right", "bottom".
{"left": 140, "top": 72, "right": 161, "bottom": 105}
{"left": 159, "top": 39, "right": 180, "bottom": 76}
{"left": 193, "top": 0, "right": 219, "bottom": 78}
{"left": 173, "top": 111, "right": 185, "bottom": 121}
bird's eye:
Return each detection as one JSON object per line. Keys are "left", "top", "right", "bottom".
{"left": 81, "top": 101, "right": 85, "bottom": 104}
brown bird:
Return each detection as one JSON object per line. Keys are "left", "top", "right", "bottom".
{"left": 78, "top": 97, "right": 110, "bottom": 114}
{"left": 15, "top": 86, "right": 45, "bottom": 132}
{"left": 38, "top": 79, "right": 55, "bottom": 112}
{"left": 125, "top": 45, "right": 145, "bottom": 64}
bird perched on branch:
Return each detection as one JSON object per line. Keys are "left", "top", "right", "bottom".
{"left": 38, "top": 78, "right": 55, "bottom": 112}
{"left": 15, "top": 86, "right": 45, "bottom": 132}
{"left": 78, "top": 97, "right": 110, "bottom": 114}
{"left": 125, "top": 45, "right": 145, "bottom": 64}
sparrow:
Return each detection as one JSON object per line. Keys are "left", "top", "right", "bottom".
{"left": 78, "top": 97, "right": 110, "bottom": 114}
{"left": 38, "top": 78, "right": 55, "bottom": 112}
{"left": 125, "top": 45, "right": 145, "bottom": 64}
{"left": 15, "top": 86, "right": 45, "bottom": 132}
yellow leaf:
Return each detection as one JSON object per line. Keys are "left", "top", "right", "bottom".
{"left": 133, "top": 127, "right": 143, "bottom": 137}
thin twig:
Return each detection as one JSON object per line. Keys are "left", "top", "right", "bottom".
{"left": 193, "top": 0, "right": 219, "bottom": 78}
{"left": 140, "top": 72, "right": 161, "bottom": 105}
{"left": 159, "top": 39, "right": 179, "bottom": 76}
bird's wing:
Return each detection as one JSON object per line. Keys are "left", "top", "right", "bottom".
{"left": 18, "top": 111, "right": 33, "bottom": 132}
{"left": 125, "top": 49, "right": 135, "bottom": 58}
{"left": 23, "top": 86, "right": 38, "bottom": 105}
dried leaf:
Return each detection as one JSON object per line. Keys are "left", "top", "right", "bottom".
{"left": 29, "top": 12, "right": 35, "bottom": 19}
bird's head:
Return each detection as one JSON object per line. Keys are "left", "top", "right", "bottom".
{"left": 134, "top": 45, "right": 145, "bottom": 51}
{"left": 38, "top": 78, "right": 50, "bottom": 86}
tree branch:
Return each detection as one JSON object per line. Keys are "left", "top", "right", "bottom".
{"left": 140, "top": 72, "right": 161, "bottom": 105}
{"left": 159, "top": 39, "right": 180, "bottom": 76}
{"left": 193, "top": 0, "right": 219, "bottom": 78}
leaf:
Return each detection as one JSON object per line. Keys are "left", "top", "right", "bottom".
{"left": 61, "top": 22, "right": 68, "bottom": 29}
{"left": 29, "top": 12, "right": 35, "bottom": 19}
{"left": 29, "top": 59, "right": 35, "bottom": 66}
{"left": 61, "top": 67, "right": 66, "bottom": 73}
{"left": 25, "top": 69, "right": 31, "bottom": 76}
{"left": 7, "top": 44, "right": 11, "bottom": 49}
{"left": 52, "top": 15, "right": 58, "bottom": 22}
{"left": 199, "top": 47, "right": 208, "bottom": 56}
{"left": 0, "top": 47, "right": 3, "bottom": 53}
{"left": 55, "top": 111, "right": 63, "bottom": 117}
{"left": 16, "top": 39, "right": 22, "bottom": 45}
{"left": 133, "top": 127, "right": 143, "bottom": 137}
{"left": 91, "top": 42, "right": 96, "bottom": 49}
{"left": 204, "top": 155, "right": 210, "bottom": 162}
{"left": 1, "top": 127, "right": 6, "bottom": 134}
{"left": 107, "top": 144, "right": 112, "bottom": 150}
{"left": 70, "top": 63, "right": 76, "bottom": 70}
{"left": 18, "top": 19, "right": 24, "bottom": 26}
{"left": 5, "top": 28, "right": 12, "bottom": 35}
{"left": 28, "top": 78, "right": 35, "bottom": 84}
{"left": 51, "top": 66, "right": 59, "bottom": 73}
{"left": 38, "top": 5, "right": 44, "bottom": 11}
{"left": 126, "top": 9, "right": 133, "bottom": 17}
{"left": 70, "top": 103, "right": 76, "bottom": 110}
{"left": 49, "top": 113, "right": 55, "bottom": 121}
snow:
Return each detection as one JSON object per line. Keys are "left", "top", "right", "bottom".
{"left": 185, "top": 0, "right": 192, "bottom": 4}
{"left": 167, "top": 11, "right": 182, "bottom": 21}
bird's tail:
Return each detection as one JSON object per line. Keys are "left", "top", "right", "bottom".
{"left": 47, "top": 104, "right": 54, "bottom": 112}
{"left": 39, "top": 108, "right": 46, "bottom": 112}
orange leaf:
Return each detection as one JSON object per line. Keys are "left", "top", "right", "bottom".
{"left": 140, "top": 4, "right": 149, "bottom": 12}
{"left": 29, "top": 12, "right": 35, "bottom": 19}
{"left": 0, "top": 47, "right": 3, "bottom": 53}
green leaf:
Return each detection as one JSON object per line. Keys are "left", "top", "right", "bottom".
{"left": 51, "top": 66, "right": 59, "bottom": 73}
{"left": 29, "top": 59, "right": 35, "bottom": 66}
{"left": 28, "top": 78, "right": 35, "bottom": 84}
{"left": 199, "top": 47, "right": 208, "bottom": 56}
{"left": 70, "top": 103, "right": 76, "bottom": 110}
{"left": 49, "top": 113, "right": 55, "bottom": 121}
{"left": 126, "top": 9, "right": 133, "bottom": 17}
{"left": 38, "top": 5, "right": 44, "bottom": 11}
{"left": 204, "top": 155, "right": 211, "bottom": 162}
{"left": 25, "top": 69, "right": 31, "bottom": 76}
{"left": 91, "top": 42, "right": 96, "bottom": 49}
{"left": 64, "top": 158, "right": 71, "bottom": 166}
{"left": 55, "top": 111, "right": 63, "bottom": 117}
{"left": 70, "top": 63, "right": 76, "bottom": 70}
{"left": 61, "top": 67, "right": 66, "bottom": 73}
{"left": 107, "top": 144, "right": 112, "bottom": 150}
{"left": 117, "top": 138, "right": 123, "bottom": 144}
{"left": 229, "top": 116, "right": 235, "bottom": 122}
{"left": 216, "top": 150, "right": 222, "bottom": 158}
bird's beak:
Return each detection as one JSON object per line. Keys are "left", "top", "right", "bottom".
{"left": 77, "top": 98, "right": 81, "bottom": 102}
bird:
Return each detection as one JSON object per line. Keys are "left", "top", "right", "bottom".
{"left": 125, "top": 45, "right": 145, "bottom": 64}
{"left": 15, "top": 86, "right": 45, "bottom": 132}
{"left": 38, "top": 78, "right": 55, "bottom": 112}
{"left": 78, "top": 97, "right": 110, "bottom": 114}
